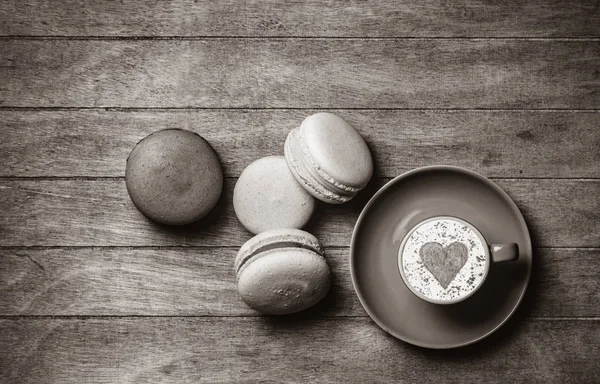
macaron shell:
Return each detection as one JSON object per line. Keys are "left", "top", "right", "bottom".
{"left": 125, "top": 129, "right": 223, "bottom": 226}
{"left": 284, "top": 130, "right": 352, "bottom": 204}
{"left": 234, "top": 156, "right": 316, "bottom": 234}
{"left": 235, "top": 228, "right": 322, "bottom": 274}
{"left": 300, "top": 113, "right": 373, "bottom": 189}
{"left": 237, "top": 248, "right": 331, "bottom": 315}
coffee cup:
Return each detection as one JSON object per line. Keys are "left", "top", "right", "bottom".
{"left": 398, "top": 216, "right": 518, "bottom": 305}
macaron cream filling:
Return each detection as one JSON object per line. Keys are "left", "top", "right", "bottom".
{"left": 235, "top": 232, "right": 323, "bottom": 279}
{"left": 285, "top": 129, "right": 355, "bottom": 203}
{"left": 294, "top": 127, "right": 362, "bottom": 193}
{"left": 236, "top": 246, "right": 324, "bottom": 282}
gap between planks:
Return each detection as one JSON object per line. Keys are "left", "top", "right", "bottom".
{"left": 1, "top": 107, "right": 599, "bottom": 112}
{"left": 1, "top": 177, "right": 599, "bottom": 181}
{"left": 0, "top": 246, "right": 598, "bottom": 250}
{"left": 1, "top": 36, "right": 600, "bottom": 41}
{"left": 0, "top": 315, "right": 597, "bottom": 321}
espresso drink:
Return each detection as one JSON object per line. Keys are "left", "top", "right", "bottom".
{"left": 399, "top": 217, "right": 488, "bottom": 304}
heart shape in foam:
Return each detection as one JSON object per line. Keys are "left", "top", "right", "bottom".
{"left": 419, "top": 242, "right": 469, "bottom": 289}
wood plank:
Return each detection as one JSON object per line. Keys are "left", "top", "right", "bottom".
{"left": 1, "top": 40, "right": 598, "bottom": 108}
{"left": 0, "top": 318, "right": 597, "bottom": 383}
{"left": 1, "top": 110, "right": 599, "bottom": 178}
{"left": 0, "top": 179, "right": 597, "bottom": 247}
{"left": 0, "top": 247, "right": 597, "bottom": 317}
{"left": 1, "top": 0, "right": 599, "bottom": 37}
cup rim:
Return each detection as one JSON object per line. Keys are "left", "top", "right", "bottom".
{"left": 397, "top": 215, "right": 491, "bottom": 305}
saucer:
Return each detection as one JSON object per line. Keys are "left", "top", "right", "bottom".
{"left": 350, "top": 166, "right": 532, "bottom": 349}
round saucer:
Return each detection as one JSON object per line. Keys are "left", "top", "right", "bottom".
{"left": 350, "top": 166, "right": 532, "bottom": 349}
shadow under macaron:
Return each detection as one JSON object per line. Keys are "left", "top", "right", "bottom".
{"left": 301, "top": 161, "right": 382, "bottom": 249}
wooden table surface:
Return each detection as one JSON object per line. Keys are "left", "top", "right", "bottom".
{"left": 1, "top": 1, "right": 599, "bottom": 383}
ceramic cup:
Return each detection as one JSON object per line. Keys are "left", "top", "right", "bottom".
{"left": 398, "top": 216, "right": 518, "bottom": 305}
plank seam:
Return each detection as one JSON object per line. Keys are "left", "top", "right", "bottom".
{"left": 1, "top": 36, "right": 599, "bottom": 41}
{"left": 0, "top": 315, "right": 597, "bottom": 320}
{"left": 1, "top": 177, "right": 599, "bottom": 181}
{"left": 0, "top": 246, "right": 597, "bottom": 250}
{"left": 1, "top": 107, "right": 599, "bottom": 112}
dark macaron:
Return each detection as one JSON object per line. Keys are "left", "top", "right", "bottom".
{"left": 126, "top": 129, "right": 223, "bottom": 226}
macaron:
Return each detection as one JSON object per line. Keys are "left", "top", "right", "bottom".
{"left": 233, "top": 156, "right": 315, "bottom": 234}
{"left": 284, "top": 112, "right": 373, "bottom": 204}
{"left": 235, "top": 229, "right": 331, "bottom": 315}
{"left": 126, "top": 129, "right": 223, "bottom": 226}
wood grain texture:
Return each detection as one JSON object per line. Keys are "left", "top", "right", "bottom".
{"left": 1, "top": 0, "right": 599, "bottom": 37}
{"left": 0, "top": 179, "right": 598, "bottom": 247}
{"left": 1, "top": 40, "right": 598, "bottom": 108}
{"left": 0, "top": 318, "right": 597, "bottom": 383}
{"left": 0, "top": 247, "right": 597, "bottom": 317}
{"left": 0, "top": 1, "right": 597, "bottom": 381}
{"left": 1, "top": 110, "right": 599, "bottom": 178}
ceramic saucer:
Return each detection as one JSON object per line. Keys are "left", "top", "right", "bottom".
{"left": 350, "top": 166, "right": 532, "bottom": 348}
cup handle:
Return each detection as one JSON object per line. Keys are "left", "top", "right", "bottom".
{"left": 490, "top": 243, "right": 519, "bottom": 263}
